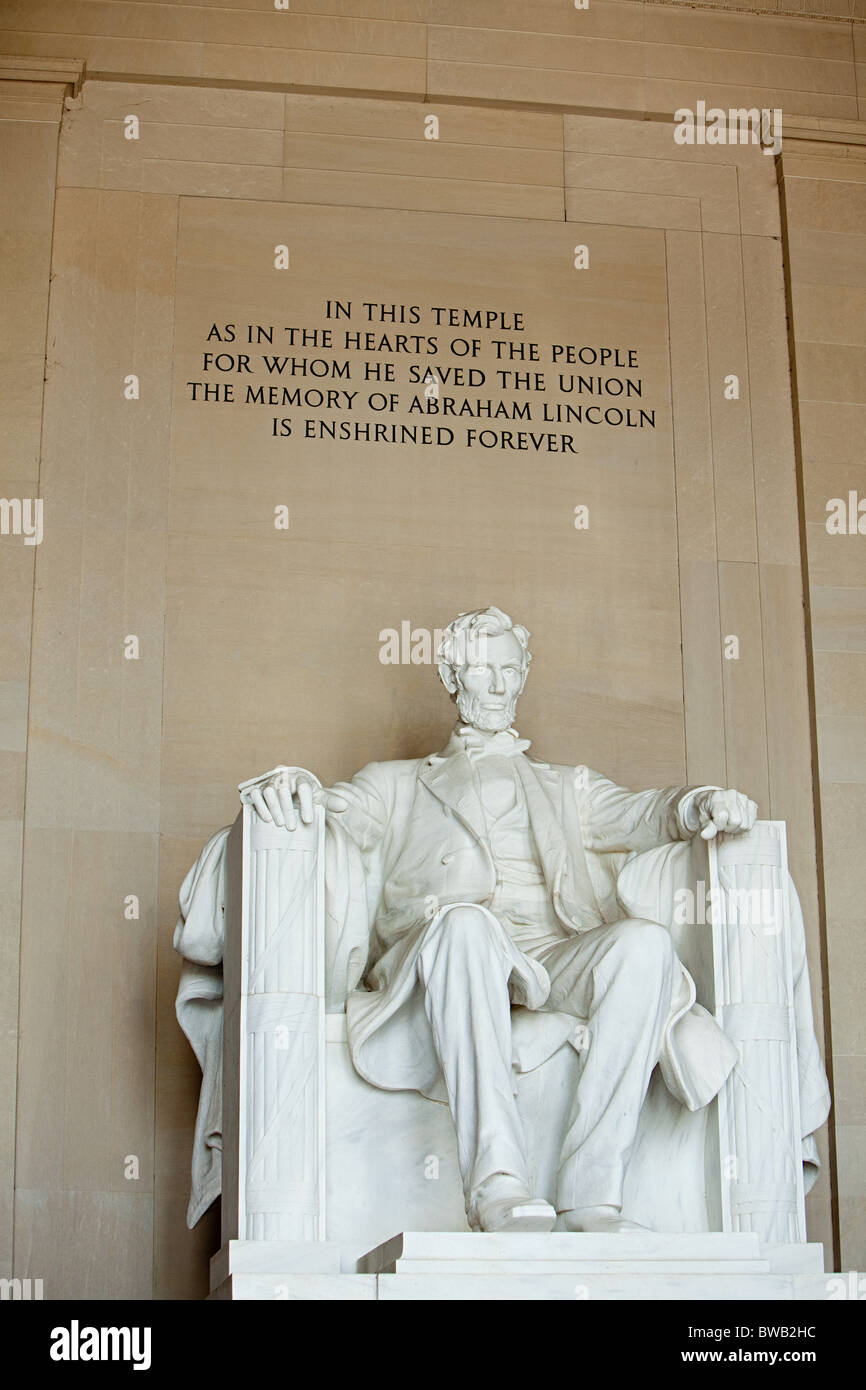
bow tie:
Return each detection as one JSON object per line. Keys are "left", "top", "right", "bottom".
{"left": 455, "top": 726, "right": 531, "bottom": 761}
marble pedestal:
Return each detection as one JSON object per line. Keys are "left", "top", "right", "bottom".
{"left": 209, "top": 1232, "right": 831, "bottom": 1301}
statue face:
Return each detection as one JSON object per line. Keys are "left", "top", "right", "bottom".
{"left": 454, "top": 629, "right": 527, "bottom": 732}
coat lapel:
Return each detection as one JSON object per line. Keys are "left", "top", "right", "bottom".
{"left": 418, "top": 752, "right": 489, "bottom": 846}
{"left": 514, "top": 758, "right": 568, "bottom": 893}
{"left": 517, "top": 758, "right": 602, "bottom": 930}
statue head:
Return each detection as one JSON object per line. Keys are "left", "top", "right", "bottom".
{"left": 436, "top": 606, "right": 532, "bottom": 732}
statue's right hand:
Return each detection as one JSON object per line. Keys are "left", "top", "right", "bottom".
{"left": 240, "top": 767, "right": 347, "bottom": 829}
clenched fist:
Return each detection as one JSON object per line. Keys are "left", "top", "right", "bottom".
{"left": 693, "top": 788, "right": 758, "bottom": 840}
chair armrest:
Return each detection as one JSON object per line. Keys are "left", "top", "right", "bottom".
{"left": 222, "top": 782, "right": 327, "bottom": 1245}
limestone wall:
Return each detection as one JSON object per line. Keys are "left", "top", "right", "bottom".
{"left": 0, "top": 0, "right": 863, "bottom": 1296}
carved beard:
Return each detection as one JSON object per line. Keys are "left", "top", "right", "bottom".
{"left": 455, "top": 685, "right": 521, "bottom": 733}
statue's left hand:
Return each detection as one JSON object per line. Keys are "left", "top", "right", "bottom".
{"left": 694, "top": 788, "right": 758, "bottom": 840}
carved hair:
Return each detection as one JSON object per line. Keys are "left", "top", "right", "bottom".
{"left": 436, "top": 605, "right": 532, "bottom": 695}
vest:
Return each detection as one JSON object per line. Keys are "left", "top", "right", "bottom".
{"left": 474, "top": 756, "right": 564, "bottom": 940}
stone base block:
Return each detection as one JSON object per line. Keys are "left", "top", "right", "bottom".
{"left": 211, "top": 1273, "right": 377, "bottom": 1300}
{"left": 209, "top": 1232, "right": 833, "bottom": 1299}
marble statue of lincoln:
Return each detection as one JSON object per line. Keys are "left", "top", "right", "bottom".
{"left": 242, "top": 605, "right": 762, "bottom": 1236}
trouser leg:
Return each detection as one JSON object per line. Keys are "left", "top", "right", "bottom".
{"left": 532, "top": 918, "right": 677, "bottom": 1213}
{"left": 416, "top": 904, "right": 530, "bottom": 1207}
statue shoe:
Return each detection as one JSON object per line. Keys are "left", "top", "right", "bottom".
{"left": 560, "top": 1204, "right": 650, "bottom": 1233}
{"left": 471, "top": 1176, "right": 557, "bottom": 1233}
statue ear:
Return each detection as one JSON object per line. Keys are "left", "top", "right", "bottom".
{"left": 438, "top": 661, "right": 458, "bottom": 695}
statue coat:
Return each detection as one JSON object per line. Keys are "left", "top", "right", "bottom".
{"left": 325, "top": 741, "right": 736, "bottom": 1108}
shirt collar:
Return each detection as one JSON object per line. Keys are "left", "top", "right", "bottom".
{"left": 440, "top": 722, "right": 532, "bottom": 761}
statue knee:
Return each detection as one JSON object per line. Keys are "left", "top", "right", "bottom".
{"left": 609, "top": 918, "right": 675, "bottom": 969}
{"left": 435, "top": 903, "right": 494, "bottom": 941}
{"left": 418, "top": 904, "right": 501, "bottom": 982}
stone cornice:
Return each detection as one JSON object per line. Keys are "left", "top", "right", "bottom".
{"left": 642, "top": 0, "right": 864, "bottom": 22}
{"left": 784, "top": 113, "right": 866, "bottom": 144}
{"left": 0, "top": 54, "right": 85, "bottom": 95}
